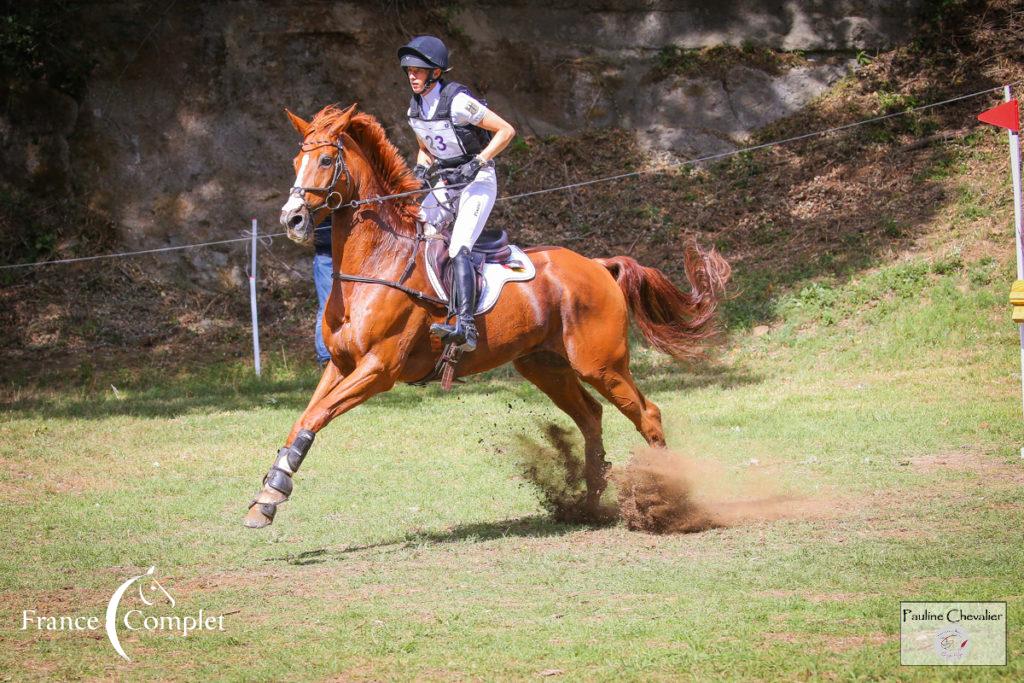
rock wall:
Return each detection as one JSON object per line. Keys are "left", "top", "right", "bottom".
{"left": 1, "top": 0, "right": 924, "bottom": 284}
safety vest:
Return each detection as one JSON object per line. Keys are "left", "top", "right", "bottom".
{"left": 408, "top": 81, "right": 492, "bottom": 168}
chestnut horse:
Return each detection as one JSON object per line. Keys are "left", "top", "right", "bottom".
{"left": 243, "top": 103, "right": 731, "bottom": 528}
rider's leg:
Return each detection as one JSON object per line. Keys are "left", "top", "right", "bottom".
{"left": 431, "top": 166, "right": 497, "bottom": 351}
{"left": 418, "top": 180, "right": 450, "bottom": 232}
{"left": 431, "top": 246, "right": 479, "bottom": 351}
{"left": 447, "top": 164, "right": 497, "bottom": 258}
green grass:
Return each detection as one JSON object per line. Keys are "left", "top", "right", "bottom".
{"left": 1, "top": 252, "right": 1022, "bottom": 680}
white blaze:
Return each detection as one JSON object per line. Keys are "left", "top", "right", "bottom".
{"left": 281, "top": 153, "right": 310, "bottom": 213}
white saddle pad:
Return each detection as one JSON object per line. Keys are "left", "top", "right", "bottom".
{"left": 424, "top": 245, "right": 536, "bottom": 315}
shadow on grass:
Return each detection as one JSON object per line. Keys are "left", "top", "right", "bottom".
{"left": 2, "top": 351, "right": 764, "bottom": 421}
{"left": 264, "top": 514, "right": 594, "bottom": 566}
{"left": 1, "top": 370, "right": 429, "bottom": 420}
{"left": 1, "top": 374, "right": 324, "bottom": 419}
{"left": 441, "top": 353, "right": 764, "bottom": 400}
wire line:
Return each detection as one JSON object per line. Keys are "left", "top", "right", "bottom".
{"left": 1, "top": 80, "right": 1016, "bottom": 271}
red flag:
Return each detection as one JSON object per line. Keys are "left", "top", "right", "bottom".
{"left": 978, "top": 99, "right": 1020, "bottom": 132}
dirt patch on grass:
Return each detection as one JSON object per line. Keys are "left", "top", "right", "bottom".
{"left": 756, "top": 590, "right": 871, "bottom": 603}
{"left": 823, "top": 633, "right": 893, "bottom": 653}
{"left": 911, "top": 450, "right": 979, "bottom": 472}
{"left": 910, "top": 449, "right": 1017, "bottom": 476}
{"left": 0, "top": 454, "right": 121, "bottom": 503}
{"left": 901, "top": 575, "right": 996, "bottom": 593}
{"left": 0, "top": 472, "right": 116, "bottom": 504}
{"left": 764, "top": 631, "right": 893, "bottom": 653}
{"left": 792, "top": 445, "right": 1024, "bottom": 549}
{"left": 0, "top": 585, "right": 112, "bottom": 622}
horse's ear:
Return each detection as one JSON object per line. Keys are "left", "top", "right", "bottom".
{"left": 329, "top": 103, "right": 359, "bottom": 134}
{"left": 285, "top": 108, "right": 310, "bottom": 137}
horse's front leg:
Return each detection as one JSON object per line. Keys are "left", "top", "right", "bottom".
{"left": 243, "top": 354, "right": 396, "bottom": 528}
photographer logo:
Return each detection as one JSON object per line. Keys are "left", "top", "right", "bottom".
{"left": 900, "top": 601, "right": 1005, "bottom": 666}
{"left": 20, "top": 566, "right": 227, "bottom": 661}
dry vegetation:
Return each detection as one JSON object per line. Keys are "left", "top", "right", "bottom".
{"left": 2, "top": 0, "right": 1022, "bottom": 382}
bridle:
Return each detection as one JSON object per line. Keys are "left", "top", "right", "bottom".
{"left": 288, "top": 132, "right": 451, "bottom": 308}
{"left": 289, "top": 139, "right": 354, "bottom": 215}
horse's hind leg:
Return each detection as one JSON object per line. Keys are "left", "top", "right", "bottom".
{"left": 571, "top": 341, "right": 666, "bottom": 448}
{"left": 513, "top": 352, "right": 610, "bottom": 517}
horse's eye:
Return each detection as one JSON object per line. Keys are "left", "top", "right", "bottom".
{"left": 319, "top": 155, "right": 333, "bottom": 167}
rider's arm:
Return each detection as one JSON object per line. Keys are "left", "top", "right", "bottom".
{"left": 474, "top": 110, "right": 516, "bottom": 162}
{"left": 450, "top": 93, "right": 516, "bottom": 163}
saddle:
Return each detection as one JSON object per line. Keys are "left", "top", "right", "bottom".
{"left": 411, "top": 224, "right": 536, "bottom": 390}
{"left": 423, "top": 226, "right": 536, "bottom": 315}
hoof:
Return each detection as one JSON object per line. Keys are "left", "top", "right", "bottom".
{"left": 243, "top": 508, "right": 274, "bottom": 528}
{"left": 243, "top": 488, "right": 285, "bottom": 529}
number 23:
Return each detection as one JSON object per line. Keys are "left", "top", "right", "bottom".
{"left": 425, "top": 135, "right": 447, "bottom": 152}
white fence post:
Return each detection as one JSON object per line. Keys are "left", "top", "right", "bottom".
{"left": 249, "top": 218, "right": 262, "bottom": 377}
{"left": 1001, "top": 86, "right": 1024, "bottom": 420}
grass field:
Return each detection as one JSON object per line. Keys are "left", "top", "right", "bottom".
{"left": 2, "top": 241, "right": 1022, "bottom": 680}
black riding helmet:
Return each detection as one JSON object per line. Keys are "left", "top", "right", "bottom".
{"left": 398, "top": 35, "right": 451, "bottom": 72}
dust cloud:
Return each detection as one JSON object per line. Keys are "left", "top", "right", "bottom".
{"left": 513, "top": 423, "right": 615, "bottom": 523}
{"left": 512, "top": 422, "right": 828, "bottom": 533}
{"left": 613, "top": 448, "right": 826, "bottom": 533}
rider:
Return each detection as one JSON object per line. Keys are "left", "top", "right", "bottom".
{"left": 398, "top": 35, "right": 516, "bottom": 352}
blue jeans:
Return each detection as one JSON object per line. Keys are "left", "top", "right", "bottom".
{"left": 313, "top": 252, "right": 333, "bottom": 364}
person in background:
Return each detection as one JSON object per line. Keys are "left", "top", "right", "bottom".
{"left": 312, "top": 217, "right": 332, "bottom": 369}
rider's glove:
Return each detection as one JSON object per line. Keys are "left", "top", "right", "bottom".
{"left": 455, "top": 156, "right": 484, "bottom": 185}
{"left": 413, "top": 163, "right": 432, "bottom": 189}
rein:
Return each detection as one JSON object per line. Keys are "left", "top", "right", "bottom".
{"left": 332, "top": 272, "right": 446, "bottom": 307}
{"left": 343, "top": 176, "right": 470, "bottom": 209}
{"left": 294, "top": 134, "right": 469, "bottom": 213}
{"left": 332, "top": 215, "right": 448, "bottom": 308}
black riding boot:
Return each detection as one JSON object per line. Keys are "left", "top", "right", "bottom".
{"left": 431, "top": 247, "right": 478, "bottom": 352}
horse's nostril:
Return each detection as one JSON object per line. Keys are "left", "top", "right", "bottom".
{"left": 288, "top": 214, "right": 304, "bottom": 228}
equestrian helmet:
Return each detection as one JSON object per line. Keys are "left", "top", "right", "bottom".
{"left": 398, "top": 35, "right": 451, "bottom": 72}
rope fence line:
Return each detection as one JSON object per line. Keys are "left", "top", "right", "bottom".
{"left": 1, "top": 80, "right": 1018, "bottom": 272}
{"left": 497, "top": 82, "right": 1024, "bottom": 203}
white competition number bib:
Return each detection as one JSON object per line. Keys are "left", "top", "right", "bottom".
{"left": 409, "top": 118, "right": 466, "bottom": 161}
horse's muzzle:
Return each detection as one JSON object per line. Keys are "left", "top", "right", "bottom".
{"left": 280, "top": 206, "right": 312, "bottom": 244}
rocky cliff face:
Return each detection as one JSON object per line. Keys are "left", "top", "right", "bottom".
{"left": 1, "top": 0, "right": 924, "bottom": 284}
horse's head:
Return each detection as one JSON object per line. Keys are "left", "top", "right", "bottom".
{"left": 280, "top": 103, "right": 358, "bottom": 244}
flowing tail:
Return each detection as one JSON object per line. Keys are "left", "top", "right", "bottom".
{"left": 595, "top": 243, "right": 731, "bottom": 360}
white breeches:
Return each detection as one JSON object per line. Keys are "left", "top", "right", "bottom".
{"left": 418, "top": 163, "right": 498, "bottom": 258}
